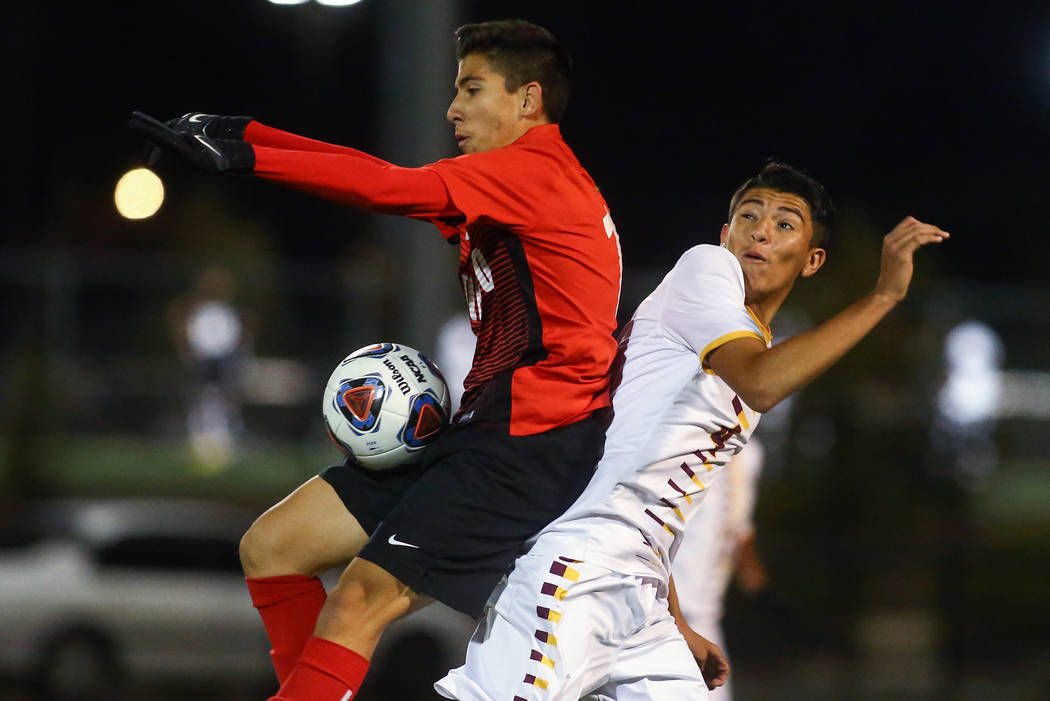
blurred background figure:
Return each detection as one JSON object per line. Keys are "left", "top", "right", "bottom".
{"left": 924, "top": 319, "right": 1005, "bottom": 696}
{"left": 930, "top": 319, "right": 1004, "bottom": 488}
{"left": 672, "top": 441, "right": 769, "bottom": 700}
{"left": 169, "top": 266, "right": 253, "bottom": 473}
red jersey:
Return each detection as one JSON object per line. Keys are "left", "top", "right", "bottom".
{"left": 249, "top": 123, "right": 621, "bottom": 435}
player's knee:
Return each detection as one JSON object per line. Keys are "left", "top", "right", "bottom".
{"left": 238, "top": 522, "right": 271, "bottom": 576}
{"left": 322, "top": 574, "right": 413, "bottom": 635}
{"left": 239, "top": 515, "right": 303, "bottom": 577}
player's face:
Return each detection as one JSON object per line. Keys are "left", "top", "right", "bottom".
{"left": 447, "top": 54, "right": 531, "bottom": 154}
{"left": 720, "top": 188, "right": 826, "bottom": 304}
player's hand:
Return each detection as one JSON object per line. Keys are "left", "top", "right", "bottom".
{"left": 873, "top": 216, "right": 949, "bottom": 303}
{"left": 681, "top": 626, "right": 730, "bottom": 690}
{"left": 165, "top": 113, "right": 254, "bottom": 140}
{"left": 129, "top": 111, "right": 255, "bottom": 173}
{"left": 141, "top": 113, "right": 254, "bottom": 167}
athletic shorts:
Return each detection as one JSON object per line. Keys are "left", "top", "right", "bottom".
{"left": 434, "top": 551, "right": 710, "bottom": 700}
{"left": 320, "top": 413, "right": 607, "bottom": 618}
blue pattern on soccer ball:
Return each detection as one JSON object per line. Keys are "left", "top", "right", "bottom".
{"left": 401, "top": 391, "right": 449, "bottom": 448}
{"left": 336, "top": 376, "right": 386, "bottom": 433}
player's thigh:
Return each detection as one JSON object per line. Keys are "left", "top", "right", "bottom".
{"left": 437, "top": 555, "right": 645, "bottom": 701}
{"left": 240, "top": 475, "right": 369, "bottom": 577}
{"left": 436, "top": 603, "right": 559, "bottom": 701}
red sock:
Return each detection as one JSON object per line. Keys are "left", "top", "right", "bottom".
{"left": 270, "top": 636, "right": 370, "bottom": 701}
{"left": 246, "top": 575, "right": 328, "bottom": 684}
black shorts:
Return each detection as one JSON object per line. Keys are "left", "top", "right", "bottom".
{"left": 320, "top": 413, "right": 607, "bottom": 618}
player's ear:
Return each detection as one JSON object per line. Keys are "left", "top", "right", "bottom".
{"left": 800, "top": 247, "right": 826, "bottom": 277}
{"left": 719, "top": 223, "right": 729, "bottom": 247}
{"left": 520, "top": 82, "right": 543, "bottom": 119}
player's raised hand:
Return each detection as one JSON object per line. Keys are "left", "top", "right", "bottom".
{"left": 873, "top": 216, "right": 949, "bottom": 303}
{"left": 129, "top": 111, "right": 255, "bottom": 174}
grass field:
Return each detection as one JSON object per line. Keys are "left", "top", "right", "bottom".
{"left": 4, "top": 434, "right": 333, "bottom": 507}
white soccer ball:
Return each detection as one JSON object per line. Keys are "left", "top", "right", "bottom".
{"left": 322, "top": 342, "right": 451, "bottom": 470}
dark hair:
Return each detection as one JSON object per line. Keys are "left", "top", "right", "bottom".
{"left": 728, "top": 161, "right": 835, "bottom": 250}
{"left": 454, "top": 19, "right": 572, "bottom": 123}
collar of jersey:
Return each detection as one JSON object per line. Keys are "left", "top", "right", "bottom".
{"left": 745, "top": 306, "right": 774, "bottom": 345}
{"left": 515, "top": 123, "right": 562, "bottom": 144}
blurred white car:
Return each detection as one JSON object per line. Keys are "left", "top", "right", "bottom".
{"left": 0, "top": 498, "right": 274, "bottom": 699}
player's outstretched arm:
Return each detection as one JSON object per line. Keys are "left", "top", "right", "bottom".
{"left": 129, "top": 111, "right": 457, "bottom": 218}
{"left": 708, "top": 216, "right": 949, "bottom": 412}
{"left": 244, "top": 122, "right": 396, "bottom": 165}
{"left": 667, "top": 576, "right": 730, "bottom": 689}
{"left": 141, "top": 111, "right": 396, "bottom": 164}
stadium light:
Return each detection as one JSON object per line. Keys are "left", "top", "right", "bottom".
{"left": 114, "top": 167, "right": 164, "bottom": 220}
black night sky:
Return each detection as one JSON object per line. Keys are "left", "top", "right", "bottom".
{"left": 8, "top": 1, "right": 1050, "bottom": 282}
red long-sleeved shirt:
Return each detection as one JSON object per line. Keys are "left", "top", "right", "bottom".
{"left": 245, "top": 122, "right": 621, "bottom": 436}
{"left": 248, "top": 121, "right": 455, "bottom": 219}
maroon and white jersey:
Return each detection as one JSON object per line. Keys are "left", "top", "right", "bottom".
{"left": 529, "top": 244, "right": 772, "bottom": 580}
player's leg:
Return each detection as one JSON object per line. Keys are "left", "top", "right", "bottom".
{"left": 241, "top": 475, "right": 369, "bottom": 577}
{"left": 270, "top": 557, "right": 432, "bottom": 701}
{"left": 262, "top": 442, "right": 468, "bottom": 701}
{"left": 273, "top": 415, "right": 607, "bottom": 701}
{"left": 239, "top": 475, "right": 369, "bottom": 684}
{"left": 266, "top": 487, "right": 454, "bottom": 701}
{"left": 241, "top": 459, "right": 423, "bottom": 684}
{"left": 267, "top": 460, "right": 467, "bottom": 701}
{"left": 436, "top": 553, "right": 656, "bottom": 701}
{"left": 316, "top": 556, "right": 434, "bottom": 656}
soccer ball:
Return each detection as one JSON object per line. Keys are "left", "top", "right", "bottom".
{"left": 323, "top": 343, "right": 451, "bottom": 470}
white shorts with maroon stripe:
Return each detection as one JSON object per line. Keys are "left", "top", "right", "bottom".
{"left": 434, "top": 550, "right": 710, "bottom": 701}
